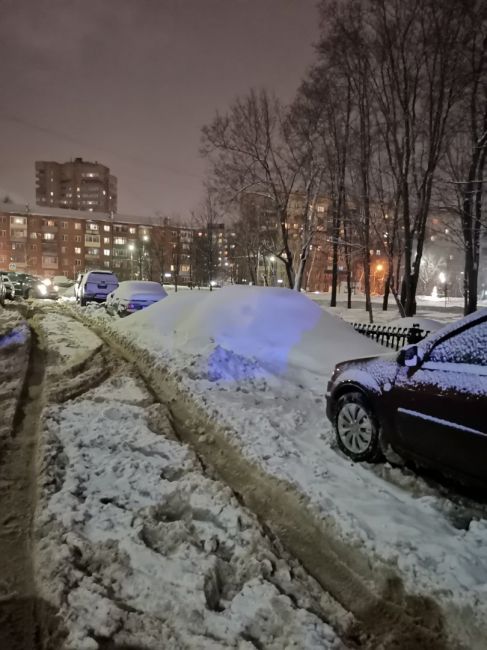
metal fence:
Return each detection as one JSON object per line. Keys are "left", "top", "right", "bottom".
{"left": 352, "top": 322, "right": 430, "bottom": 350}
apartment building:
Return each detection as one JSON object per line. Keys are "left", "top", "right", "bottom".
{"left": 35, "top": 158, "right": 117, "bottom": 213}
{"left": 0, "top": 204, "right": 205, "bottom": 283}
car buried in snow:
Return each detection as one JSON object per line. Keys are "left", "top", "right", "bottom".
{"left": 106, "top": 280, "right": 167, "bottom": 317}
{"left": 326, "top": 309, "right": 487, "bottom": 489}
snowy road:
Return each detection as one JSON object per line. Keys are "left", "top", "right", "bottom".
{"left": 26, "top": 308, "right": 354, "bottom": 649}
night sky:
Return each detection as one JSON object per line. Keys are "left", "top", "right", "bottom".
{"left": 0, "top": 0, "right": 318, "bottom": 219}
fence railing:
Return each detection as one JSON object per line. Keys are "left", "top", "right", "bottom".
{"left": 352, "top": 322, "right": 430, "bottom": 350}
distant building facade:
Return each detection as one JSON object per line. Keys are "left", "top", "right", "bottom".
{"left": 35, "top": 158, "right": 117, "bottom": 213}
{"left": 0, "top": 204, "right": 233, "bottom": 285}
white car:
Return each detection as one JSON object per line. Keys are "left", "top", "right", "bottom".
{"left": 77, "top": 270, "right": 119, "bottom": 306}
{"left": 106, "top": 281, "right": 167, "bottom": 316}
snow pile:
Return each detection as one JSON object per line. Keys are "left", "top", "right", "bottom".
{"left": 121, "top": 286, "right": 383, "bottom": 379}
{"left": 0, "top": 311, "right": 30, "bottom": 442}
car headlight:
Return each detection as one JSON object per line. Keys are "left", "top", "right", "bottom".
{"left": 37, "top": 283, "right": 47, "bottom": 296}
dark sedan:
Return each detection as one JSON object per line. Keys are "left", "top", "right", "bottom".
{"left": 326, "top": 310, "right": 487, "bottom": 488}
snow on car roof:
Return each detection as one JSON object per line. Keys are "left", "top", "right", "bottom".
{"left": 113, "top": 281, "right": 167, "bottom": 300}
{"left": 119, "top": 285, "right": 383, "bottom": 379}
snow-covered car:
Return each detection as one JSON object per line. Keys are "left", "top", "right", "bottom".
{"left": 106, "top": 280, "right": 167, "bottom": 317}
{"left": 0, "top": 274, "right": 15, "bottom": 300}
{"left": 326, "top": 309, "right": 487, "bottom": 489}
{"left": 52, "top": 275, "right": 74, "bottom": 289}
{"left": 77, "top": 270, "right": 119, "bottom": 306}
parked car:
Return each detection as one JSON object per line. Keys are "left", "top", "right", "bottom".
{"left": 0, "top": 274, "right": 15, "bottom": 300}
{"left": 0, "top": 278, "right": 6, "bottom": 306}
{"left": 326, "top": 309, "right": 487, "bottom": 489}
{"left": 106, "top": 281, "right": 167, "bottom": 317}
{"left": 77, "top": 270, "right": 119, "bottom": 306}
{"left": 52, "top": 275, "right": 74, "bottom": 289}
{"left": 7, "top": 272, "right": 36, "bottom": 298}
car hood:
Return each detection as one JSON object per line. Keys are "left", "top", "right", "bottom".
{"left": 331, "top": 351, "right": 400, "bottom": 393}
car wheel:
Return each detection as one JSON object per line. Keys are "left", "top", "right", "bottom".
{"left": 80, "top": 296, "right": 86, "bottom": 306}
{"left": 334, "top": 391, "right": 382, "bottom": 462}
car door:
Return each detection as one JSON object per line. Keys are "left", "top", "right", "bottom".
{"left": 389, "top": 317, "right": 487, "bottom": 483}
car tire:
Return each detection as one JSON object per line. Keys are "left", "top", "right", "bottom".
{"left": 334, "top": 391, "right": 382, "bottom": 463}
{"left": 80, "top": 296, "right": 86, "bottom": 307}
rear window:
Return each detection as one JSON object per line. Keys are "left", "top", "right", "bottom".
{"left": 86, "top": 272, "right": 117, "bottom": 283}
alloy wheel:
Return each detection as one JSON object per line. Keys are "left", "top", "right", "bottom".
{"left": 337, "top": 402, "right": 374, "bottom": 454}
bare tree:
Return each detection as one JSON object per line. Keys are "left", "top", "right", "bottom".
{"left": 201, "top": 88, "right": 315, "bottom": 288}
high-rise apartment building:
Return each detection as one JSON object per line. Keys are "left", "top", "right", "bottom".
{"left": 35, "top": 157, "right": 117, "bottom": 213}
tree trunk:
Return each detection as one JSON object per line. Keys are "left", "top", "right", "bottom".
{"left": 382, "top": 269, "right": 392, "bottom": 311}
{"left": 346, "top": 267, "right": 352, "bottom": 309}
{"left": 294, "top": 246, "right": 309, "bottom": 291}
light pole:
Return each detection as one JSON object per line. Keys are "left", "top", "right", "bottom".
{"left": 142, "top": 235, "right": 149, "bottom": 279}
{"left": 128, "top": 243, "right": 135, "bottom": 280}
{"left": 439, "top": 272, "right": 447, "bottom": 308}
{"left": 269, "top": 255, "right": 276, "bottom": 286}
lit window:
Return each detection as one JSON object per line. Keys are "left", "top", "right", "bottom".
{"left": 129, "top": 227, "right": 136, "bottom": 234}
{"left": 74, "top": 247, "right": 81, "bottom": 254}
{"left": 50, "top": 191, "right": 54, "bottom": 196}
{"left": 103, "top": 237, "right": 110, "bottom": 244}
{"left": 317, "top": 205, "right": 325, "bottom": 213}
{"left": 104, "top": 225, "right": 110, "bottom": 232}
{"left": 44, "top": 233, "right": 55, "bottom": 241}
{"left": 114, "top": 237, "right": 126, "bottom": 245}
{"left": 376, "top": 249, "right": 381, "bottom": 255}
{"left": 75, "top": 223, "right": 82, "bottom": 230}
{"left": 88, "top": 223, "right": 99, "bottom": 231}
{"left": 104, "top": 249, "right": 110, "bottom": 256}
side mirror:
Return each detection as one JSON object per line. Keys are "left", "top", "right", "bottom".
{"left": 398, "top": 345, "right": 420, "bottom": 368}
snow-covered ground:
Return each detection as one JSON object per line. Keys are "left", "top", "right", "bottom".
{"left": 0, "top": 309, "right": 30, "bottom": 442}
{"left": 34, "top": 310, "right": 350, "bottom": 649}
{"left": 63, "top": 286, "right": 487, "bottom": 649}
